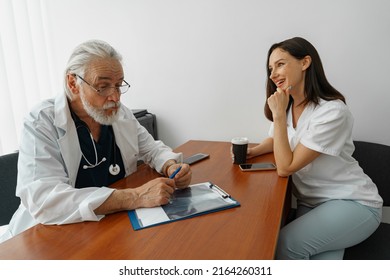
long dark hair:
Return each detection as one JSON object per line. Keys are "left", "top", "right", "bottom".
{"left": 264, "top": 37, "right": 345, "bottom": 121}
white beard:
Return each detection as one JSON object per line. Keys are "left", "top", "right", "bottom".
{"left": 80, "top": 92, "right": 120, "bottom": 125}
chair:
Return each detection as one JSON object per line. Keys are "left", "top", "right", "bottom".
{"left": 0, "top": 151, "right": 20, "bottom": 226}
{"left": 343, "top": 141, "right": 390, "bottom": 259}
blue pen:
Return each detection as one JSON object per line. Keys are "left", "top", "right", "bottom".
{"left": 169, "top": 165, "right": 182, "bottom": 179}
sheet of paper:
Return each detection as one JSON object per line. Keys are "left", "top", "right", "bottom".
{"left": 135, "top": 207, "right": 170, "bottom": 227}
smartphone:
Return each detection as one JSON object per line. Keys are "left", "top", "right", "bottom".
{"left": 183, "top": 153, "right": 209, "bottom": 165}
{"left": 239, "top": 162, "right": 276, "bottom": 171}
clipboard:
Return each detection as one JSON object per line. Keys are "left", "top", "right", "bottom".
{"left": 128, "top": 182, "right": 240, "bottom": 230}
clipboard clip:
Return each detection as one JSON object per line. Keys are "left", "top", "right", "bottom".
{"left": 209, "top": 182, "right": 231, "bottom": 199}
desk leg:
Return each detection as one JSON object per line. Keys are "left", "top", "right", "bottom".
{"left": 281, "top": 177, "right": 294, "bottom": 227}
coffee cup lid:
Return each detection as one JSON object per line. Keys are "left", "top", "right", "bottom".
{"left": 231, "top": 137, "right": 249, "bottom": 145}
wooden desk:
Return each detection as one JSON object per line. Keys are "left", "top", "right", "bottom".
{"left": 0, "top": 140, "right": 289, "bottom": 260}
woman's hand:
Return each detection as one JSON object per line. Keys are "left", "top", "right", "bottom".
{"left": 267, "top": 87, "right": 290, "bottom": 119}
{"left": 246, "top": 138, "right": 274, "bottom": 159}
{"left": 246, "top": 147, "right": 256, "bottom": 159}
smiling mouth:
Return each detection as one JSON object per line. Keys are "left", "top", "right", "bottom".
{"left": 275, "top": 80, "right": 285, "bottom": 87}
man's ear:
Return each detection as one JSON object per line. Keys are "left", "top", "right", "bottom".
{"left": 302, "top": 55, "right": 312, "bottom": 71}
{"left": 67, "top": 74, "right": 79, "bottom": 94}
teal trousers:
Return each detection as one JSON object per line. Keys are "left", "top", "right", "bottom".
{"left": 276, "top": 200, "right": 382, "bottom": 260}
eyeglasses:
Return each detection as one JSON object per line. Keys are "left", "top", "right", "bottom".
{"left": 74, "top": 74, "right": 130, "bottom": 97}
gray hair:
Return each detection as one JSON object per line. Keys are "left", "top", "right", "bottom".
{"left": 64, "top": 40, "right": 123, "bottom": 100}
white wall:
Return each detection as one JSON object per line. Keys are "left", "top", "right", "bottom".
{"left": 43, "top": 0, "right": 390, "bottom": 148}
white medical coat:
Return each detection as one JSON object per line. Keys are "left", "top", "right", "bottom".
{"left": 0, "top": 92, "right": 182, "bottom": 242}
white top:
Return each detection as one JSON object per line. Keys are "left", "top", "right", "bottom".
{"left": 269, "top": 99, "right": 383, "bottom": 208}
{"left": 0, "top": 92, "right": 182, "bottom": 243}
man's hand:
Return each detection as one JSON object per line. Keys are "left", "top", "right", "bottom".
{"left": 166, "top": 163, "right": 192, "bottom": 188}
{"left": 94, "top": 177, "right": 176, "bottom": 215}
{"left": 133, "top": 177, "right": 176, "bottom": 208}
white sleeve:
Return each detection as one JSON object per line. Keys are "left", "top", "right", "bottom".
{"left": 300, "top": 102, "right": 353, "bottom": 156}
{"left": 17, "top": 109, "right": 114, "bottom": 225}
{"left": 136, "top": 121, "right": 182, "bottom": 173}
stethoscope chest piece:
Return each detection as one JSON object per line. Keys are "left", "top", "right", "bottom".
{"left": 109, "top": 164, "right": 120, "bottom": 176}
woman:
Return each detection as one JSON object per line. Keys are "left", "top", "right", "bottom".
{"left": 248, "top": 37, "right": 382, "bottom": 259}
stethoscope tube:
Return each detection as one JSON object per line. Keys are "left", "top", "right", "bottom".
{"left": 76, "top": 124, "right": 120, "bottom": 176}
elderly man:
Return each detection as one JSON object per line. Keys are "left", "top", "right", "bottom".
{"left": 0, "top": 40, "right": 191, "bottom": 242}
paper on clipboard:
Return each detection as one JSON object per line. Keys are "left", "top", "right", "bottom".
{"left": 128, "top": 182, "right": 240, "bottom": 230}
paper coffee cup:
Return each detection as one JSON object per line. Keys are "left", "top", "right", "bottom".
{"left": 231, "top": 137, "right": 249, "bottom": 164}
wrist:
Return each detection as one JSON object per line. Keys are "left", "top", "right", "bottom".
{"left": 272, "top": 113, "right": 286, "bottom": 123}
{"left": 163, "top": 159, "right": 177, "bottom": 177}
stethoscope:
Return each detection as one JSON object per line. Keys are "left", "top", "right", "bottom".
{"left": 76, "top": 124, "right": 121, "bottom": 176}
